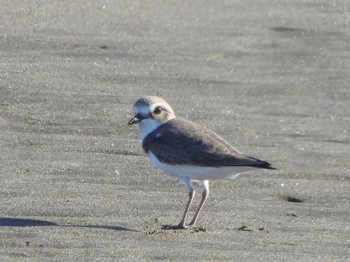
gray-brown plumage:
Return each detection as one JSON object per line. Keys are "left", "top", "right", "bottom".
{"left": 142, "top": 117, "right": 274, "bottom": 169}
{"left": 129, "top": 95, "right": 275, "bottom": 229}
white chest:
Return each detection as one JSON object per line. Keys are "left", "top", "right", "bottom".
{"left": 137, "top": 119, "right": 162, "bottom": 140}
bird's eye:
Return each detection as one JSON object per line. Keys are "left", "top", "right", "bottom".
{"left": 153, "top": 106, "right": 162, "bottom": 114}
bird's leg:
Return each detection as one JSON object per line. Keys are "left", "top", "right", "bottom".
{"left": 176, "top": 190, "right": 195, "bottom": 229}
{"left": 189, "top": 180, "right": 209, "bottom": 226}
{"left": 162, "top": 177, "right": 194, "bottom": 230}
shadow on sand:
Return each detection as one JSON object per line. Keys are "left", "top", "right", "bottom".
{"left": 0, "top": 217, "right": 138, "bottom": 232}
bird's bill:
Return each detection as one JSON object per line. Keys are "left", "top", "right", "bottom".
{"left": 128, "top": 115, "right": 142, "bottom": 125}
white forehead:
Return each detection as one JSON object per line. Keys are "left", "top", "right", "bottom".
{"left": 133, "top": 103, "right": 162, "bottom": 115}
{"left": 133, "top": 102, "right": 148, "bottom": 114}
{"left": 133, "top": 96, "right": 170, "bottom": 115}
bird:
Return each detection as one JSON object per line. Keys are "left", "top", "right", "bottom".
{"left": 128, "top": 96, "right": 275, "bottom": 229}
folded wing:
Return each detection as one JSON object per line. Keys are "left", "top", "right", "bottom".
{"left": 142, "top": 118, "right": 274, "bottom": 169}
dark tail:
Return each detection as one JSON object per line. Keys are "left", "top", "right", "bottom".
{"left": 250, "top": 158, "right": 276, "bottom": 170}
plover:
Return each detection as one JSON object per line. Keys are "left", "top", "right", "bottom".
{"left": 128, "top": 96, "right": 275, "bottom": 229}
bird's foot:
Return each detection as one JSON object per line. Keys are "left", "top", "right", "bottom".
{"left": 161, "top": 223, "right": 187, "bottom": 230}
{"left": 188, "top": 220, "right": 196, "bottom": 227}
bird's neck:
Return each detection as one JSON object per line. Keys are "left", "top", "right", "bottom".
{"left": 138, "top": 119, "right": 164, "bottom": 140}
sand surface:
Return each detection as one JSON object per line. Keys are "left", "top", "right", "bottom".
{"left": 1, "top": 1, "right": 350, "bottom": 261}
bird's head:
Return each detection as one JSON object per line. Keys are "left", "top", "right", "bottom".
{"left": 128, "top": 96, "right": 176, "bottom": 139}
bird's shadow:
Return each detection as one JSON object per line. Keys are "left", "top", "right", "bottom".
{"left": 0, "top": 217, "right": 138, "bottom": 232}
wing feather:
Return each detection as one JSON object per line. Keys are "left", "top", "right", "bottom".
{"left": 142, "top": 118, "right": 273, "bottom": 169}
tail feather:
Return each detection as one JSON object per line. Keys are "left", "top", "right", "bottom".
{"left": 249, "top": 157, "right": 276, "bottom": 170}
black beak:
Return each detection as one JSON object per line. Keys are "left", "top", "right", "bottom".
{"left": 128, "top": 114, "right": 143, "bottom": 125}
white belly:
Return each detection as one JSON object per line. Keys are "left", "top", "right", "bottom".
{"left": 147, "top": 152, "right": 253, "bottom": 181}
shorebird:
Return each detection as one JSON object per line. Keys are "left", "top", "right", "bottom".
{"left": 128, "top": 96, "right": 275, "bottom": 229}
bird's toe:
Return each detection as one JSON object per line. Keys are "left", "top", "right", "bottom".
{"left": 161, "top": 224, "right": 187, "bottom": 230}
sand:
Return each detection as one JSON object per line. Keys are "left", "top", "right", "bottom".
{"left": 1, "top": 0, "right": 349, "bottom": 261}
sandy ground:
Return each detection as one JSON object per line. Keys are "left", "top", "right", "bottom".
{"left": 1, "top": 0, "right": 350, "bottom": 261}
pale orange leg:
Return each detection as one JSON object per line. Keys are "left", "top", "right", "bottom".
{"left": 189, "top": 180, "right": 209, "bottom": 226}
{"left": 162, "top": 177, "right": 195, "bottom": 229}
{"left": 177, "top": 190, "right": 195, "bottom": 228}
